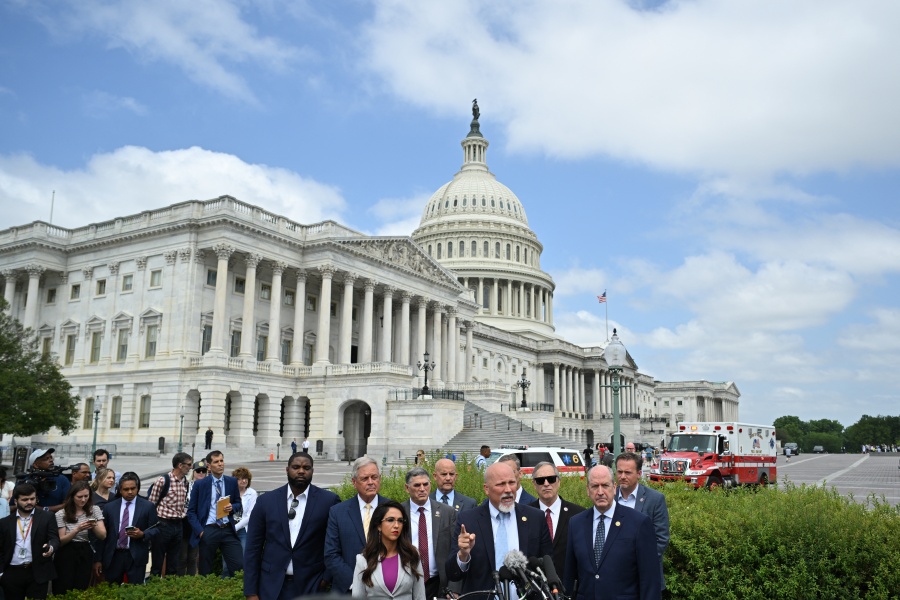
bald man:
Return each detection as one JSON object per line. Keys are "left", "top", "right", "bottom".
{"left": 430, "top": 458, "right": 477, "bottom": 512}
{"left": 446, "top": 462, "right": 552, "bottom": 594}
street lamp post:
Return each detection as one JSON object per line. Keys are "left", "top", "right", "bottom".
{"left": 516, "top": 368, "right": 531, "bottom": 409}
{"left": 91, "top": 398, "right": 102, "bottom": 456}
{"left": 177, "top": 406, "right": 186, "bottom": 453}
{"left": 417, "top": 351, "right": 436, "bottom": 396}
{"left": 603, "top": 329, "right": 629, "bottom": 458}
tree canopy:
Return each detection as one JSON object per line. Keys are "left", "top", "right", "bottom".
{"left": 0, "top": 299, "right": 79, "bottom": 436}
{"left": 773, "top": 413, "right": 900, "bottom": 453}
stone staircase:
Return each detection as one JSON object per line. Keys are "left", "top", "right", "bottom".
{"left": 439, "top": 401, "right": 575, "bottom": 459}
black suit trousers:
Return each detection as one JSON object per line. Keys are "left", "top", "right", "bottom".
{"left": 1, "top": 564, "right": 49, "bottom": 600}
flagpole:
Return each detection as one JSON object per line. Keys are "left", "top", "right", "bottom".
{"left": 605, "top": 295, "right": 609, "bottom": 341}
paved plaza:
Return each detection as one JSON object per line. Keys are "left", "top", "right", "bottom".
{"left": 775, "top": 452, "right": 900, "bottom": 506}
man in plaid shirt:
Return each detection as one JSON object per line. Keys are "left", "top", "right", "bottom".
{"left": 148, "top": 452, "right": 193, "bottom": 577}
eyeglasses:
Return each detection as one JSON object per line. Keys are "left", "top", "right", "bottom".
{"left": 383, "top": 517, "right": 406, "bottom": 524}
{"left": 195, "top": 469, "right": 208, "bottom": 474}
{"left": 534, "top": 476, "right": 558, "bottom": 485}
{"left": 288, "top": 497, "right": 300, "bottom": 519}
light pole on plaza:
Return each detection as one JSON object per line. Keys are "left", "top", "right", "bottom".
{"left": 516, "top": 368, "right": 531, "bottom": 409}
{"left": 91, "top": 397, "right": 103, "bottom": 456}
{"left": 178, "top": 405, "right": 186, "bottom": 453}
{"left": 603, "top": 329, "right": 627, "bottom": 458}
{"left": 417, "top": 351, "right": 436, "bottom": 396}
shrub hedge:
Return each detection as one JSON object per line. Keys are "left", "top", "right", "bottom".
{"left": 52, "top": 452, "right": 900, "bottom": 599}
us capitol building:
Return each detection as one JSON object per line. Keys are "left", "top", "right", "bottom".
{"left": 0, "top": 107, "right": 739, "bottom": 459}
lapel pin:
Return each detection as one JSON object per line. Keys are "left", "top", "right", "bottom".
{"left": 435, "top": 511, "right": 440, "bottom": 518}
{"left": 563, "top": 507, "right": 569, "bottom": 512}
{"left": 522, "top": 516, "right": 527, "bottom": 522}
{"left": 615, "top": 521, "right": 621, "bottom": 527}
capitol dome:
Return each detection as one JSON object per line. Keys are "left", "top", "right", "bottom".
{"left": 411, "top": 102, "right": 556, "bottom": 340}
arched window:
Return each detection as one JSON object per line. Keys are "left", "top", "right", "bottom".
{"left": 506, "top": 244, "right": 511, "bottom": 260}
{"left": 459, "top": 240, "right": 465, "bottom": 257}
{"left": 463, "top": 197, "right": 467, "bottom": 206}
{"left": 437, "top": 243, "right": 442, "bottom": 259}
{"left": 482, "top": 197, "right": 486, "bottom": 207}
{"left": 444, "top": 200, "right": 449, "bottom": 208}
{"left": 491, "top": 198, "right": 496, "bottom": 207}
{"left": 472, "top": 241, "right": 477, "bottom": 256}
{"left": 428, "top": 244, "right": 432, "bottom": 256}
{"left": 524, "top": 248, "right": 528, "bottom": 263}
{"left": 516, "top": 246, "right": 520, "bottom": 262}
{"left": 495, "top": 241, "right": 500, "bottom": 258}
{"left": 453, "top": 198, "right": 458, "bottom": 207}
{"left": 447, "top": 242, "right": 453, "bottom": 258}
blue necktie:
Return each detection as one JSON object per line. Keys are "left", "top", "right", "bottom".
{"left": 215, "top": 480, "right": 227, "bottom": 525}
{"left": 495, "top": 512, "right": 509, "bottom": 570}
{"left": 593, "top": 515, "right": 605, "bottom": 567}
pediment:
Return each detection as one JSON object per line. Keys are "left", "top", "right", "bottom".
{"left": 140, "top": 308, "right": 162, "bottom": 320}
{"left": 338, "top": 238, "right": 462, "bottom": 289}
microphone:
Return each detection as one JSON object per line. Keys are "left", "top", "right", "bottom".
{"left": 492, "top": 569, "right": 507, "bottom": 600}
{"left": 540, "top": 556, "right": 563, "bottom": 600}
{"left": 527, "top": 557, "right": 553, "bottom": 599}
{"left": 504, "top": 551, "right": 545, "bottom": 599}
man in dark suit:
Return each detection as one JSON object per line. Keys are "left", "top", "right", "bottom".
{"left": 186, "top": 450, "right": 242, "bottom": 576}
{"left": 406, "top": 466, "right": 457, "bottom": 599}
{"left": 325, "top": 457, "right": 389, "bottom": 593}
{"left": 0, "top": 483, "right": 59, "bottom": 600}
{"left": 98, "top": 472, "right": 159, "bottom": 585}
{"left": 431, "top": 458, "right": 477, "bottom": 512}
{"left": 563, "top": 466, "right": 660, "bottom": 600}
{"left": 498, "top": 455, "right": 537, "bottom": 505}
{"left": 528, "top": 461, "right": 585, "bottom": 588}
{"left": 616, "top": 451, "right": 670, "bottom": 591}
{"left": 447, "top": 462, "right": 553, "bottom": 595}
{"left": 244, "top": 452, "right": 340, "bottom": 600}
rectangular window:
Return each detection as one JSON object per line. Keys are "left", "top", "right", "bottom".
{"left": 260, "top": 283, "right": 272, "bottom": 300}
{"left": 139, "top": 396, "right": 151, "bottom": 428}
{"left": 257, "top": 335, "right": 267, "bottom": 361}
{"left": 46, "top": 288, "right": 57, "bottom": 304}
{"left": 146, "top": 324, "right": 159, "bottom": 358}
{"left": 281, "top": 340, "right": 291, "bottom": 365}
{"left": 110, "top": 396, "right": 122, "bottom": 429}
{"left": 90, "top": 332, "right": 102, "bottom": 363}
{"left": 96, "top": 279, "right": 107, "bottom": 296}
{"left": 70, "top": 284, "right": 81, "bottom": 300}
{"left": 306, "top": 295, "right": 317, "bottom": 311}
{"left": 230, "top": 330, "right": 241, "bottom": 357}
{"left": 116, "top": 329, "right": 129, "bottom": 361}
{"left": 41, "top": 337, "right": 51, "bottom": 357}
{"left": 330, "top": 302, "right": 337, "bottom": 317}
{"left": 303, "top": 343, "right": 314, "bottom": 366}
{"left": 284, "top": 289, "right": 295, "bottom": 306}
{"left": 234, "top": 277, "right": 246, "bottom": 294}
{"left": 482, "top": 357, "right": 488, "bottom": 368}
{"left": 512, "top": 365, "right": 517, "bottom": 374}
{"left": 206, "top": 269, "right": 217, "bottom": 286}
{"left": 150, "top": 269, "right": 162, "bottom": 287}
{"left": 83, "top": 397, "right": 95, "bottom": 430}
{"left": 677, "top": 400, "right": 683, "bottom": 406}
{"left": 200, "top": 325, "right": 211, "bottom": 355}
{"left": 65, "top": 335, "right": 76, "bottom": 366}
{"left": 121, "top": 274, "right": 133, "bottom": 292}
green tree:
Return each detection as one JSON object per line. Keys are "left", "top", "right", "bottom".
{"left": 0, "top": 298, "right": 79, "bottom": 436}
{"left": 807, "top": 418, "right": 844, "bottom": 436}
{"left": 773, "top": 415, "right": 807, "bottom": 445}
{"left": 804, "top": 432, "right": 842, "bottom": 453}
{"left": 844, "top": 414, "right": 899, "bottom": 451}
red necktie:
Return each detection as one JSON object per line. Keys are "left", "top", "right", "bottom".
{"left": 418, "top": 507, "right": 430, "bottom": 581}
{"left": 545, "top": 508, "right": 554, "bottom": 541}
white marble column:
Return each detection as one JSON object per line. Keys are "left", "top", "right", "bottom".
{"left": 477, "top": 278, "right": 484, "bottom": 315}
{"left": 446, "top": 308, "right": 457, "bottom": 382}
{"left": 529, "top": 284, "right": 535, "bottom": 320}
{"left": 210, "top": 243, "right": 234, "bottom": 354}
{"left": 491, "top": 280, "right": 498, "bottom": 315}
{"left": 315, "top": 265, "right": 334, "bottom": 364}
{"left": 290, "top": 271, "right": 307, "bottom": 365}
{"left": 505, "top": 280, "right": 512, "bottom": 316}
{"left": 239, "top": 254, "right": 262, "bottom": 358}
{"left": 360, "top": 279, "right": 375, "bottom": 363}
{"left": 380, "top": 287, "right": 395, "bottom": 362}
{"left": 549, "top": 292, "right": 554, "bottom": 325}
{"left": 1, "top": 269, "right": 15, "bottom": 311}
{"left": 416, "top": 297, "right": 427, "bottom": 366}
{"left": 432, "top": 303, "right": 443, "bottom": 381}
{"left": 399, "top": 292, "right": 411, "bottom": 365}
{"left": 593, "top": 370, "right": 600, "bottom": 417}
{"left": 266, "top": 262, "right": 287, "bottom": 362}
{"left": 23, "top": 264, "right": 44, "bottom": 331}
{"left": 339, "top": 274, "right": 356, "bottom": 364}
{"left": 553, "top": 362, "right": 561, "bottom": 413}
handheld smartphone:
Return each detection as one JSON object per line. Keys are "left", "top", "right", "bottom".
{"left": 126, "top": 526, "right": 137, "bottom": 531}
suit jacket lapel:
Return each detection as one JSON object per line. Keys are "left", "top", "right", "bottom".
{"left": 514, "top": 506, "right": 529, "bottom": 555}
{"left": 477, "top": 504, "right": 496, "bottom": 569}
{"left": 599, "top": 507, "right": 624, "bottom": 566}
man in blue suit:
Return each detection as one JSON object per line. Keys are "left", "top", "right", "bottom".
{"left": 430, "top": 458, "right": 477, "bottom": 512}
{"left": 616, "top": 451, "right": 670, "bottom": 591}
{"left": 447, "top": 461, "right": 553, "bottom": 595}
{"left": 324, "top": 457, "right": 389, "bottom": 593}
{"left": 498, "top": 455, "right": 537, "bottom": 505}
{"left": 563, "top": 465, "right": 661, "bottom": 600}
{"left": 98, "top": 472, "right": 159, "bottom": 585}
{"left": 186, "top": 450, "right": 242, "bottom": 576}
{"left": 244, "top": 452, "right": 340, "bottom": 600}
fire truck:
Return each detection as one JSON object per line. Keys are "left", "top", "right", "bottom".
{"left": 649, "top": 422, "right": 777, "bottom": 488}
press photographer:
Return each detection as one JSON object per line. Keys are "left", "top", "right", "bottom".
{"left": 17, "top": 448, "right": 72, "bottom": 513}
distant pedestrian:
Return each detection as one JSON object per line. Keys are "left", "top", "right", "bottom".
{"left": 302, "top": 437, "right": 310, "bottom": 453}
{"left": 785, "top": 447, "right": 792, "bottom": 462}
{"left": 205, "top": 427, "right": 214, "bottom": 450}
{"left": 582, "top": 445, "right": 593, "bottom": 470}
{"left": 475, "top": 445, "right": 490, "bottom": 470}
{"left": 291, "top": 439, "right": 298, "bottom": 454}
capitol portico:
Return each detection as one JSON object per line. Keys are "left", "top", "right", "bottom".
{"left": 0, "top": 108, "right": 740, "bottom": 459}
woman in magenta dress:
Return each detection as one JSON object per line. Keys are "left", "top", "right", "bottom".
{"left": 351, "top": 500, "right": 425, "bottom": 600}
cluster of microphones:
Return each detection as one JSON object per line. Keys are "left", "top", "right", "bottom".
{"left": 487, "top": 551, "right": 564, "bottom": 600}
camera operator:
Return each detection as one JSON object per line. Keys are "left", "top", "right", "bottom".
{"left": 25, "top": 449, "right": 70, "bottom": 514}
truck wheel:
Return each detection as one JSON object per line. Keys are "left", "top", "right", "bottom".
{"left": 706, "top": 475, "right": 724, "bottom": 489}
{"left": 759, "top": 474, "right": 769, "bottom": 486}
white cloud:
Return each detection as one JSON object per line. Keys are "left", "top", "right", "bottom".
{"left": 22, "top": 0, "right": 301, "bottom": 103}
{"left": 550, "top": 265, "right": 609, "bottom": 298}
{"left": 0, "top": 146, "right": 347, "bottom": 229}
{"left": 367, "top": 193, "right": 429, "bottom": 236}
{"left": 362, "top": 0, "right": 900, "bottom": 176}
{"left": 82, "top": 90, "right": 148, "bottom": 117}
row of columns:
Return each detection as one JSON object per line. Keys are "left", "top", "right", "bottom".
{"left": 461, "top": 277, "right": 553, "bottom": 325}
{"left": 2, "top": 265, "right": 46, "bottom": 331}
{"left": 547, "top": 363, "right": 638, "bottom": 415}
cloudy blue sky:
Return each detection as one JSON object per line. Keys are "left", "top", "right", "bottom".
{"left": 2, "top": 0, "right": 899, "bottom": 429}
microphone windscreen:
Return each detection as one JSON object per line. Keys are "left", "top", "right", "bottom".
{"left": 498, "top": 566, "right": 516, "bottom": 581}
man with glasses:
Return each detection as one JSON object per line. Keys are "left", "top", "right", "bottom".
{"left": 528, "top": 461, "right": 585, "bottom": 586}
{"left": 562, "top": 466, "right": 660, "bottom": 600}
{"left": 185, "top": 451, "right": 242, "bottom": 577}
{"left": 325, "top": 457, "right": 388, "bottom": 593}
{"left": 244, "top": 452, "right": 339, "bottom": 600}
{"left": 406, "top": 466, "right": 457, "bottom": 599}
{"left": 147, "top": 452, "right": 192, "bottom": 577}
{"left": 70, "top": 463, "right": 93, "bottom": 483}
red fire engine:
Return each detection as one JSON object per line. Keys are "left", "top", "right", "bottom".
{"left": 649, "top": 421, "right": 777, "bottom": 488}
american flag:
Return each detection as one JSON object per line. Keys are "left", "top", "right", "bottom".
{"left": 597, "top": 291, "right": 607, "bottom": 303}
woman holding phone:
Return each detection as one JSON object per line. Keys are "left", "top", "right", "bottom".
{"left": 56, "top": 481, "right": 107, "bottom": 593}
{"left": 350, "top": 500, "right": 425, "bottom": 600}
